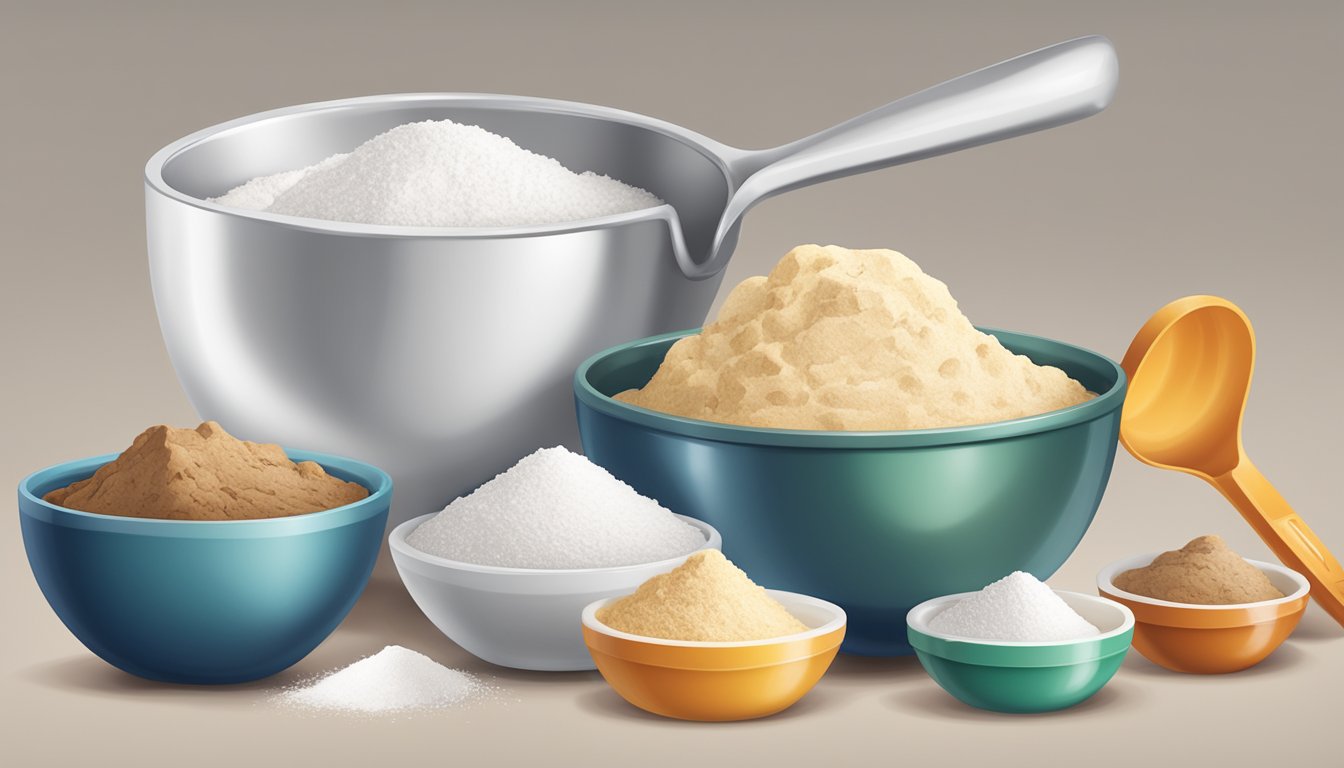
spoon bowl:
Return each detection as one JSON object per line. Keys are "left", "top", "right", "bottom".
{"left": 1121, "top": 297, "right": 1254, "bottom": 477}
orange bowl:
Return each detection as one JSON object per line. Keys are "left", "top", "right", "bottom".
{"left": 1097, "top": 554, "right": 1309, "bottom": 674}
{"left": 581, "top": 590, "right": 846, "bottom": 721}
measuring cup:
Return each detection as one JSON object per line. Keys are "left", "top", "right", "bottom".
{"left": 147, "top": 36, "right": 1118, "bottom": 525}
{"left": 1120, "top": 295, "right": 1344, "bottom": 626}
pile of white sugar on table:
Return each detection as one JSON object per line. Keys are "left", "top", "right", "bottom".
{"left": 279, "top": 645, "right": 484, "bottom": 715}
{"left": 210, "top": 118, "right": 662, "bottom": 227}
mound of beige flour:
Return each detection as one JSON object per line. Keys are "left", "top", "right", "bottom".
{"left": 616, "top": 244, "right": 1093, "bottom": 431}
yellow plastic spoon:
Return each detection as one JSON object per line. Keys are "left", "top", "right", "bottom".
{"left": 1120, "top": 295, "right": 1344, "bottom": 627}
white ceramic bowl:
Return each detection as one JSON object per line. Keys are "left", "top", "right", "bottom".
{"left": 389, "top": 513, "right": 721, "bottom": 671}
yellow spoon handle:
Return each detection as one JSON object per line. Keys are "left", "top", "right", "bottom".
{"left": 1213, "top": 458, "right": 1344, "bottom": 626}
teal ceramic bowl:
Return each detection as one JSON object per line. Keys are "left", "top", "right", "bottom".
{"left": 574, "top": 327, "right": 1126, "bottom": 655}
{"left": 907, "top": 590, "right": 1134, "bottom": 713}
{"left": 18, "top": 450, "right": 390, "bottom": 684}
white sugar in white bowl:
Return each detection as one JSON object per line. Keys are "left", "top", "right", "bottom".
{"left": 405, "top": 446, "right": 706, "bottom": 569}
{"left": 389, "top": 512, "right": 721, "bottom": 671}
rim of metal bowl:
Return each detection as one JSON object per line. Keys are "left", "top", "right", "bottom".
{"left": 143, "top": 92, "right": 733, "bottom": 241}
{"left": 574, "top": 326, "right": 1127, "bottom": 449}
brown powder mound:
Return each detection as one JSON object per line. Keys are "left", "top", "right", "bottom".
{"left": 1114, "top": 535, "right": 1285, "bottom": 605}
{"left": 596, "top": 550, "right": 809, "bottom": 642}
{"left": 44, "top": 421, "right": 368, "bottom": 520}
{"left": 615, "top": 244, "right": 1094, "bottom": 431}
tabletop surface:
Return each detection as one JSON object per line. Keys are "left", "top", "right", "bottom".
{"left": 3, "top": 2, "right": 1340, "bottom": 765}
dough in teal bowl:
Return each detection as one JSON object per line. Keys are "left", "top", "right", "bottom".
{"left": 574, "top": 327, "right": 1126, "bottom": 655}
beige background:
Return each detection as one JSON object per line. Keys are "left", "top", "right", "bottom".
{"left": 2, "top": 0, "right": 1340, "bottom": 765}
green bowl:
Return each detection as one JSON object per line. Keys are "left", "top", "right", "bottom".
{"left": 907, "top": 590, "right": 1134, "bottom": 713}
{"left": 574, "top": 327, "right": 1126, "bottom": 655}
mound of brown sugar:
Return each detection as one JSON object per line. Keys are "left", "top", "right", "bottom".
{"left": 596, "top": 550, "right": 809, "bottom": 641}
{"left": 615, "top": 244, "right": 1094, "bottom": 431}
{"left": 1114, "top": 535, "right": 1284, "bottom": 605}
{"left": 44, "top": 422, "right": 368, "bottom": 520}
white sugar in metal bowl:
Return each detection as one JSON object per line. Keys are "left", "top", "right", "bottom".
{"left": 212, "top": 118, "right": 662, "bottom": 227}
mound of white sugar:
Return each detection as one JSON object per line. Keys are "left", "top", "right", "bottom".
{"left": 210, "top": 119, "right": 662, "bottom": 227}
{"left": 281, "top": 645, "right": 480, "bottom": 714}
{"left": 406, "top": 446, "right": 706, "bottom": 569}
{"left": 209, "top": 151, "right": 350, "bottom": 211}
{"left": 929, "top": 571, "right": 1100, "bottom": 642}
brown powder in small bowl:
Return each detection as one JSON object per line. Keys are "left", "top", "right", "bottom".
{"left": 597, "top": 550, "right": 808, "bottom": 642}
{"left": 43, "top": 421, "right": 368, "bottom": 521}
{"left": 1114, "top": 535, "right": 1284, "bottom": 605}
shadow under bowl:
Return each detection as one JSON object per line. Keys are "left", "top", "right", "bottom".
{"left": 574, "top": 327, "right": 1127, "bottom": 655}
{"left": 1097, "top": 554, "right": 1309, "bottom": 674}
{"left": 18, "top": 451, "right": 391, "bottom": 684}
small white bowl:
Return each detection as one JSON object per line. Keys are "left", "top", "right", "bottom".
{"left": 389, "top": 513, "right": 721, "bottom": 671}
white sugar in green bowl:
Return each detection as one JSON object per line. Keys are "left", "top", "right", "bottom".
{"left": 925, "top": 571, "right": 1102, "bottom": 642}
{"left": 906, "top": 581, "right": 1134, "bottom": 714}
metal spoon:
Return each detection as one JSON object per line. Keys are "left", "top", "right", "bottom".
{"left": 686, "top": 34, "right": 1119, "bottom": 278}
{"left": 1120, "top": 295, "right": 1344, "bottom": 626}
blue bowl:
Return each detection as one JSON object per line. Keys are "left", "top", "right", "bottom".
{"left": 18, "top": 450, "right": 391, "bottom": 684}
{"left": 575, "top": 328, "right": 1125, "bottom": 656}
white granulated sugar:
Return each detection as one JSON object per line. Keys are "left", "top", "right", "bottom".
{"left": 928, "top": 571, "right": 1100, "bottom": 642}
{"left": 281, "top": 645, "right": 480, "bottom": 714}
{"left": 212, "top": 151, "right": 350, "bottom": 211}
{"left": 406, "top": 446, "right": 707, "bottom": 569}
{"left": 210, "top": 119, "right": 662, "bottom": 227}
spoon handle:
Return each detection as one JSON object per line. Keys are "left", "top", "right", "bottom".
{"left": 694, "top": 35, "right": 1119, "bottom": 279}
{"left": 1214, "top": 459, "right": 1344, "bottom": 626}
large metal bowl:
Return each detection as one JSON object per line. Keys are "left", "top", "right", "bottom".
{"left": 145, "top": 94, "right": 736, "bottom": 524}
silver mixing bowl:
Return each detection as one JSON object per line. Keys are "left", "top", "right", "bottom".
{"left": 144, "top": 40, "right": 1116, "bottom": 525}
{"left": 145, "top": 94, "right": 735, "bottom": 523}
